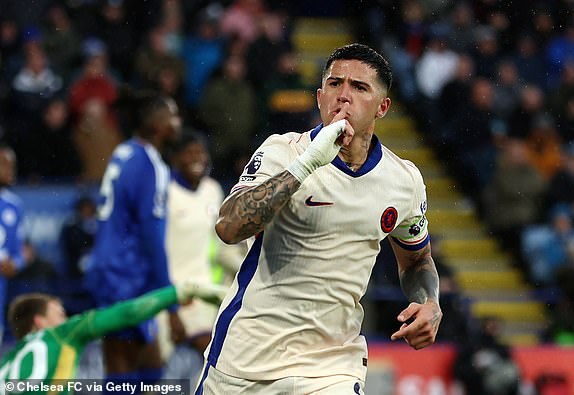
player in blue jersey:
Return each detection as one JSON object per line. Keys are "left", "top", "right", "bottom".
{"left": 84, "top": 92, "right": 181, "bottom": 394}
{"left": 0, "top": 144, "right": 25, "bottom": 345}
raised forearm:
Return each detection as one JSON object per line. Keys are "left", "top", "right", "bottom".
{"left": 215, "top": 170, "right": 301, "bottom": 244}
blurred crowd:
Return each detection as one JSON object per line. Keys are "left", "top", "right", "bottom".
{"left": 0, "top": 0, "right": 319, "bottom": 187}
{"left": 0, "top": 0, "right": 574, "bottom": 352}
{"left": 353, "top": 0, "right": 574, "bottom": 348}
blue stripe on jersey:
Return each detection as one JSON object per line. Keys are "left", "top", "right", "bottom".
{"left": 194, "top": 365, "right": 210, "bottom": 395}
{"left": 310, "top": 123, "right": 383, "bottom": 177}
{"left": 391, "top": 233, "right": 430, "bottom": 251}
{"left": 206, "top": 234, "right": 263, "bottom": 367}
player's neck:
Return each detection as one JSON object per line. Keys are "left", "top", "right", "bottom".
{"left": 338, "top": 133, "right": 373, "bottom": 172}
{"left": 136, "top": 135, "right": 164, "bottom": 153}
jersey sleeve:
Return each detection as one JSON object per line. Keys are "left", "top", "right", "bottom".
{"left": 389, "top": 162, "right": 430, "bottom": 250}
{"left": 229, "top": 134, "right": 297, "bottom": 196}
{"left": 55, "top": 286, "right": 178, "bottom": 345}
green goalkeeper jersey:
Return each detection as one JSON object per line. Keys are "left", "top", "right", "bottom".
{"left": 0, "top": 286, "right": 178, "bottom": 394}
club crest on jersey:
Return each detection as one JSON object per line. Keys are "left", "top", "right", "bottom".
{"left": 380, "top": 207, "right": 398, "bottom": 233}
{"left": 245, "top": 151, "right": 264, "bottom": 174}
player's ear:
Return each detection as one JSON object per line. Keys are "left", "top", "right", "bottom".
{"left": 376, "top": 97, "right": 391, "bottom": 119}
{"left": 32, "top": 314, "right": 44, "bottom": 331}
{"left": 316, "top": 88, "right": 322, "bottom": 109}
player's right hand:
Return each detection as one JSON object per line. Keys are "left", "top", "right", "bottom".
{"left": 288, "top": 103, "right": 354, "bottom": 182}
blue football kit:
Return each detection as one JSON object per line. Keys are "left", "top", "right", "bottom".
{"left": 0, "top": 189, "right": 24, "bottom": 341}
{"left": 84, "top": 138, "right": 172, "bottom": 341}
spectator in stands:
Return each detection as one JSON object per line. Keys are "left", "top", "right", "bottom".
{"left": 69, "top": 37, "right": 121, "bottom": 182}
{"left": 245, "top": 11, "right": 291, "bottom": 91}
{"left": 198, "top": 53, "right": 256, "bottom": 180}
{"left": 545, "top": 23, "right": 574, "bottom": 89}
{"left": 97, "top": 0, "right": 138, "bottom": 82}
{"left": 414, "top": 27, "right": 458, "bottom": 102}
{"left": 492, "top": 59, "right": 521, "bottom": 120}
{"left": 521, "top": 204, "right": 574, "bottom": 287}
{"left": 548, "top": 61, "right": 574, "bottom": 144}
{"left": 0, "top": 18, "right": 20, "bottom": 124}
{"left": 31, "top": 96, "right": 81, "bottom": 180}
{"left": 181, "top": 5, "right": 225, "bottom": 110}
{"left": 507, "top": 85, "right": 546, "bottom": 139}
{"left": 511, "top": 33, "right": 547, "bottom": 89}
{"left": 262, "top": 50, "right": 314, "bottom": 135}
{"left": 0, "top": 145, "right": 24, "bottom": 344}
{"left": 159, "top": 132, "right": 242, "bottom": 385}
{"left": 454, "top": 316, "right": 521, "bottom": 395}
{"left": 379, "top": 0, "right": 428, "bottom": 105}
{"left": 435, "top": 54, "right": 474, "bottom": 147}
{"left": 153, "top": 63, "right": 185, "bottom": 116}
{"left": 0, "top": 18, "right": 21, "bottom": 75}
{"left": 7, "top": 35, "right": 63, "bottom": 178}
{"left": 414, "top": 26, "right": 458, "bottom": 131}
{"left": 448, "top": 78, "right": 499, "bottom": 194}
{"left": 442, "top": 2, "right": 475, "bottom": 53}
{"left": 483, "top": 138, "right": 547, "bottom": 269}
{"left": 41, "top": 4, "right": 82, "bottom": 85}
{"left": 134, "top": 26, "right": 185, "bottom": 92}
{"left": 529, "top": 5, "right": 555, "bottom": 49}
{"left": 471, "top": 25, "right": 501, "bottom": 79}
{"left": 524, "top": 114, "right": 562, "bottom": 180}
{"left": 219, "top": 0, "right": 267, "bottom": 51}
{"left": 546, "top": 143, "right": 574, "bottom": 208}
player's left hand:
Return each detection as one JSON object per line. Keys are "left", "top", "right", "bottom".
{"left": 390, "top": 300, "right": 442, "bottom": 350}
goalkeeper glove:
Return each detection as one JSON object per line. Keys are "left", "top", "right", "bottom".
{"left": 176, "top": 280, "right": 228, "bottom": 306}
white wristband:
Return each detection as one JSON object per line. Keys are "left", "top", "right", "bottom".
{"left": 287, "top": 120, "right": 346, "bottom": 183}
{"left": 287, "top": 156, "right": 314, "bottom": 183}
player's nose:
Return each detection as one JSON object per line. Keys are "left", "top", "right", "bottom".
{"left": 337, "top": 83, "right": 351, "bottom": 104}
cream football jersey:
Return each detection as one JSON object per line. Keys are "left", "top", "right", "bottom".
{"left": 161, "top": 175, "right": 243, "bottom": 350}
{"left": 166, "top": 175, "right": 224, "bottom": 285}
{"left": 205, "top": 124, "right": 429, "bottom": 382}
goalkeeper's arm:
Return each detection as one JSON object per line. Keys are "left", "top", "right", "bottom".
{"left": 62, "top": 281, "right": 227, "bottom": 344}
{"left": 216, "top": 106, "right": 353, "bottom": 245}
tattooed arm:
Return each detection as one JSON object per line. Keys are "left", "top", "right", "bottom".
{"left": 215, "top": 170, "right": 301, "bottom": 244}
{"left": 388, "top": 240, "right": 443, "bottom": 350}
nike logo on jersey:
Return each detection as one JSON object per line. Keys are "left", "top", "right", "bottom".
{"left": 305, "top": 196, "right": 334, "bottom": 207}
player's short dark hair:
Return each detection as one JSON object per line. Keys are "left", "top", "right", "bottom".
{"left": 8, "top": 293, "right": 60, "bottom": 339}
{"left": 133, "top": 91, "right": 174, "bottom": 135}
{"left": 322, "top": 43, "right": 393, "bottom": 91}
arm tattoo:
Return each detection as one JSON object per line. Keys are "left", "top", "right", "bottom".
{"left": 218, "top": 170, "right": 301, "bottom": 243}
{"left": 399, "top": 246, "right": 440, "bottom": 304}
